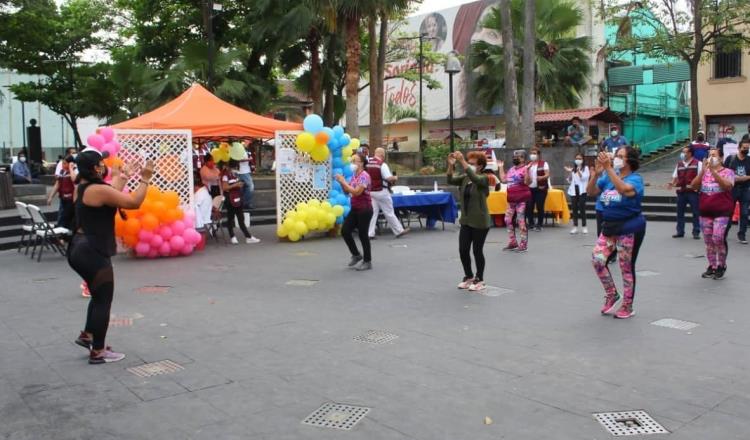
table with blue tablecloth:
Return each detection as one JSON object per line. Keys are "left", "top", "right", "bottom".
{"left": 391, "top": 191, "right": 459, "bottom": 230}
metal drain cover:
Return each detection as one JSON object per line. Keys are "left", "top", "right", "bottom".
{"left": 636, "top": 270, "right": 660, "bottom": 277}
{"left": 593, "top": 410, "right": 668, "bottom": 436}
{"left": 480, "top": 286, "right": 515, "bottom": 297}
{"left": 135, "top": 285, "right": 171, "bottom": 294}
{"left": 302, "top": 402, "right": 370, "bottom": 430}
{"left": 651, "top": 318, "right": 700, "bottom": 331}
{"left": 127, "top": 360, "right": 184, "bottom": 378}
{"left": 285, "top": 279, "right": 319, "bottom": 286}
{"left": 353, "top": 330, "right": 398, "bottom": 344}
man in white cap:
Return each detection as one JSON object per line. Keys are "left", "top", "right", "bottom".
{"left": 366, "top": 148, "right": 409, "bottom": 239}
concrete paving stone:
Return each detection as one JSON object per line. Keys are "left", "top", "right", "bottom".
{"left": 122, "top": 375, "right": 191, "bottom": 402}
{"left": 1, "top": 425, "right": 58, "bottom": 440}
{"left": 713, "top": 394, "right": 750, "bottom": 418}
{"left": 170, "top": 363, "right": 233, "bottom": 392}
{"left": 133, "top": 392, "right": 231, "bottom": 431}
{"left": 670, "top": 409, "right": 749, "bottom": 440}
{"left": 188, "top": 418, "right": 260, "bottom": 440}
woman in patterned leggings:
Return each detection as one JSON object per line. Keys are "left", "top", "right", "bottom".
{"left": 690, "top": 147, "right": 735, "bottom": 280}
{"left": 586, "top": 147, "right": 646, "bottom": 319}
{"left": 498, "top": 150, "right": 532, "bottom": 252}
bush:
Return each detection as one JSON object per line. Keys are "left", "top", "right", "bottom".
{"left": 423, "top": 144, "right": 450, "bottom": 172}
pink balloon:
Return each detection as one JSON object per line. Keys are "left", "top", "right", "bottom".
{"left": 99, "top": 127, "right": 115, "bottom": 142}
{"left": 87, "top": 134, "right": 105, "bottom": 150}
{"left": 138, "top": 230, "right": 153, "bottom": 242}
{"left": 183, "top": 211, "right": 195, "bottom": 225}
{"left": 169, "top": 235, "right": 185, "bottom": 251}
{"left": 150, "top": 234, "right": 164, "bottom": 248}
{"left": 170, "top": 220, "right": 186, "bottom": 236}
{"left": 101, "top": 143, "right": 116, "bottom": 157}
{"left": 182, "top": 228, "right": 197, "bottom": 245}
{"left": 169, "top": 248, "right": 180, "bottom": 257}
{"left": 135, "top": 242, "right": 150, "bottom": 257}
{"left": 147, "top": 249, "right": 159, "bottom": 258}
{"left": 160, "top": 226, "right": 173, "bottom": 240}
{"left": 188, "top": 229, "right": 201, "bottom": 245}
{"left": 110, "top": 140, "right": 121, "bottom": 155}
{"left": 159, "top": 242, "right": 171, "bottom": 256}
{"left": 180, "top": 244, "right": 194, "bottom": 256}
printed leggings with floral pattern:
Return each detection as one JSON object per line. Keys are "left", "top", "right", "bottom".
{"left": 505, "top": 202, "right": 528, "bottom": 249}
{"left": 700, "top": 216, "right": 730, "bottom": 268}
{"left": 591, "top": 230, "right": 645, "bottom": 304}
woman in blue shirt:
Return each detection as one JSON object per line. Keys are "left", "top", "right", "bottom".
{"left": 586, "top": 147, "right": 646, "bottom": 319}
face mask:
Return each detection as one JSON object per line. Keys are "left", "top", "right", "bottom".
{"left": 350, "top": 163, "right": 358, "bottom": 173}
{"left": 467, "top": 165, "right": 477, "bottom": 173}
{"left": 529, "top": 154, "right": 538, "bottom": 161}
{"left": 679, "top": 153, "right": 686, "bottom": 161}
{"left": 710, "top": 157, "right": 720, "bottom": 166}
{"left": 611, "top": 130, "right": 619, "bottom": 137}
{"left": 512, "top": 158, "right": 521, "bottom": 166}
{"left": 574, "top": 159, "right": 583, "bottom": 166}
{"left": 613, "top": 157, "right": 624, "bottom": 170}
{"left": 19, "top": 157, "right": 26, "bottom": 163}
{"left": 741, "top": 148, "right": 749, "bottom": 156}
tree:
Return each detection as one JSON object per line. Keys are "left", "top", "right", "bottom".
{"left": 0, "top": 0, "right": 117, "bottom": 148}
{"left": 471, "top": 0, "right": 592, "bottom": 115}
{"left": 603, "top": 0, "right": 750, "bottom": 136}
{"left": 498, "top": 0, "right": 520, "bottom": 147}
{"left": 521, "top": 0, "right": 536, "bottom": 148}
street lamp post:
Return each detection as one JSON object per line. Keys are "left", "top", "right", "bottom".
{"left": 205, "top": 1, "right": 223, "bottom": 91}
{"left": 444, "top": 52, "right": 462, "bottom": 153}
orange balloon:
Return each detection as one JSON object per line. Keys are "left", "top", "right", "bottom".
{"left": 146, "top": 186, "right": 162, "bottom": 201}
{"left": 165, "top": 208, "right": 182, "bottom": 223}
{"left": 163, "top": 190, "right": 180, "bottom": 209}
{"left": 103, "top": 157, "right": 115, "bottom": 168}
{"left": 123, "top": 234, "right": 138, "bottom": 248}
{"left": 141, "top": 213, "right": 159, "bottom": 231}
{"left": 152, "top": 200, "right": 167, "bottom": 218}
{"left": 115, "top": 216, "right": 126, "bottom": 237}
{"left": 315, "top": 131, "right": 330, "bottom": 145}
{"left": 124, "top": 218, "right": 141, "bottom": 235}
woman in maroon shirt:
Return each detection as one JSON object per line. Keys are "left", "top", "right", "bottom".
{"left": 335, "top": 153, "right": 373, "bottom": 271}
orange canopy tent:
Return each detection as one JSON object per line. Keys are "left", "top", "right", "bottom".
{"left": 113, "top": 83, "right": 302, "bottom": 139}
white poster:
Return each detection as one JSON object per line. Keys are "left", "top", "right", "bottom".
{"left": 277, "top": 148, "right": 296, "bottom": 175}
{"left": 295, "top": 163, "right": 311, "bottom": 183}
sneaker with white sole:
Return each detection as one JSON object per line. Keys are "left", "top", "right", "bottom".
{"left": 570, "top": 227, "right": 578, "bottom": 235}
{"left": 457, "top": 277, "right": 474, "bottom": 289}
{"left": 468, "top": 280, "right": 486, "bottom": 291}
{"left": 601, "top": 292, "right": 620, "bottom": 315}
{"left": 80, "top": 283, "right": 91, "bottom": 298}
{"left": 245, "top": 236, "right": 261, "bottom": 244}
{"left": 230, "top": 237, "right": 239, "bottom": 245}
{"left": 582, "top": 227, "right": 588, "bottom": 234}
{"left": 614, "top": 303, "right": 635, "bottom": 319}
{"left": 89, "top": 347, "right": 125, "bottom": 364}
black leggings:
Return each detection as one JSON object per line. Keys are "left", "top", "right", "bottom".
{"left": 571, "top": 193, "right": 587, "bottom": 227}
{"left": 68, "top": 236, "right": 114, "bottom": 351}
{"left": 226, "top": 203, "right": 251, "bottom": 238}
{"left": 342, "top": 208, "right": 373, "bottom": 262}
{"left": 526, "top": 188, "right": 548, "bottom": 227}
{"left": 459, "top": 225, "right": 490, "bottom": 281}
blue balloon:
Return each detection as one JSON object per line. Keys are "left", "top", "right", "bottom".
{"left": 328, "top": 198, "right": 338, "bottom": 206}
{"left": 336, "top": 215, "right": 344, "bottom": 225}
{"left": 321, "top": 127, "right": 334, "bottom": 140}
{"left": 303, "top": 114, "right": 324, "bottom": 134}
{"left": 336, "top": 194, "right": 348, "bottom": 205}
{"left": 329, "top": 189, "right": 340, "bottom": 199}
{"left": 343, "top": 206, "right": 351, "bottom": 217}
{"left": 333, "top": 125, "right": 344, "bottom": 137}
{"left": 340, "top": 136, "right": 351, "bottom": 147}
{"left": 343, "top": 166, "right": 353, "bottom": 178}
{"left": 332, "top": 157, "right": 344, "bottom": 169}
{"left": 333, "top": 167, "right": 343, "bottom": 176}
{"left": 332, "top": 181, "right": 342, "bottom": 192}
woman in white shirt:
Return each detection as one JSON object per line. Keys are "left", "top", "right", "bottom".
{"left": 565, "top": 153, "right": 590, "bottom": 234}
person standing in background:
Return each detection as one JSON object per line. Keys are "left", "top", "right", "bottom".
{"left": 47, "top": 155, "right": 76, "bottom": 230}
{"left": 690, "top": 131, "right": 711, "bottom": 161}
{"left": 602, "top": 125, "right": 629, "bottom": 153}
{"left": 221, "top": 160, "right": 260, "bottom": 245}
{"left": 200, "top": 154, "right": 221, "bottom": 197}
{"left": 499, "top": 150, "right": 532, "bottom": 252}
{"left": 366, "top": 148, "right": 409, "bottom": 239}
{"left": 716, "top": 126, "right": 737, "bottom": 157}
{"left": 669, "top": 146, "right": 702, "bottom": 239}
{"left": 236, "top": 141, "right": 255, "bottom": 210}
{"left": 526, "top": 147, "right": 550, "bottom": 231}
{"left": 565, "top": 117, "right": 590, "bottom": 147}
{"left": 565, "top": 153, "right": 590, "bottom": 235}
{"left": 722, "top": 138, "right": 750, "bottom": 244}
{"left": 55, "top": 147, "right": 78, "bottom": 176}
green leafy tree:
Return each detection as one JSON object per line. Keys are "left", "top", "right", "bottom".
{"left": 602, "top": 0, "right": 750, "bottom": 136}
{"left": 471, "top": 0, "right": 592, "bottom": 143}
{"left": 0, "top": 0, "right": 117, "bottom": 148}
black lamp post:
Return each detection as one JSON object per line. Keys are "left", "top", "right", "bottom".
{"left": 205, "top": 1, "right": 223, "bottom": 91}
{"left": 444, "top": 51, "right": 462, "bottom": 152}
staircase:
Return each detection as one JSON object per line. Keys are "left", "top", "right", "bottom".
{"left": 583, "top": 195, "right": 691, "bottom": 223}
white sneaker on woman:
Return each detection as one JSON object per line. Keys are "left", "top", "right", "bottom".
{"left": 582, "top": 227, "right": 588, "bottom": 234}
{"left": 246, "top": 236, "right": 260, "bottom": 244}
{"left": 570, "top": 227, "right": 578, "bottom": 235}
{"left": 230, "top": 237, "right": 239, "bottom": 245}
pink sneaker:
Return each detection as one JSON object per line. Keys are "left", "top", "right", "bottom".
{"left": 81, "top": 283, "right": 91, "bottom": 298}
{"left": 89, "top": 347, "right": 126, "bottom": 364}
{"left": 457, "top": 278, "right": 474, "bottom": 289}
{"left": 601, "top": 292, "right": 620, "bottom": 315}
{"left": 614, "top": 303, "right": 635, "bottom": 319}
{"left": 468, "top": 280, "right": 486, "bottom": 292}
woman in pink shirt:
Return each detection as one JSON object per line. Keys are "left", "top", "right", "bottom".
{"left": 335, "top": 153, "right": 373, "bottom": 271}
{"left": 498, "top": 150, "right": 532, "bottom": 252}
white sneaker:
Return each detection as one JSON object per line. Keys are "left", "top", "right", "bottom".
{"left": 246, "top": 236, "right": 260, "bottom": 244}
{"left": 468, "top": 280, "right": 486, "bottom": 292}
{"left": 570, "top": 227, "right": 578, "bottom": 235}
{"left": 582, "top": 227, "right": 588, "bottom": 234}
{"left": 230, "top": 237, "right": 239, "bottom": 245}
{"left": 457, "top": 278, "right": 473, "bottom": 289}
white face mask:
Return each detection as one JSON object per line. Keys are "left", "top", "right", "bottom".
{"left": 19, "top": 157, "right": 26, "bottom": 163}
{"left": 613, "top": 157, "right": 624, "bottom": 170}
{"left": 611, "top": 130, "right": 619, "bottom": 137}
{"left": 529, "top": 154, "right": 538, "bottom": 162}
{"left": 574, "top": 159, "right": 583, "bottom": 166}
{"left": 350, "top": 163, "right": 358, "bottom": 173}
{"left": 710, "top": 157, "right": 720, "bottom": 166}
{"left": 680, "top": 153, "right": 686, "bottom": 161}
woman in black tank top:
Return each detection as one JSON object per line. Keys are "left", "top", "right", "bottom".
{"left": 68, "top": 150, "right": 154, "bottom": 364}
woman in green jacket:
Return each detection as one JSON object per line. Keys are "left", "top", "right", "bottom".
{"left": 448, "top": 150, "right": 492, "bottom": 292}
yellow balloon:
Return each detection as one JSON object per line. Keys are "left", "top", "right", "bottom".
{"left": 288, "top": 231, "right": 301, "bottom": 242}
{"left": 333, "top": 205, "right": 344, "bottom": 216}
{"left": 294, "top": 221, "right": 308, "bottom": 236}
{"left": 322, "top": 201, "right": 332, "bottom": 210}
{"left": 277, "top": 225, "right": 288, "bottom": 238}
{"left": 308, "top": 199, "right": 320, "bottom": 208}
{"left": 310, "top": 145, "right": 329, "bottom": 162}
{"left": 326, "top": 213, "right": 336, "bottom": 225}
{"left": 296, "top": 133, "right": 316, "bottom": 153}
{"left": 296, "top": 202, "right": 308, "bottom": 211}
{"left": 230, "top": 142, "right": 246, "bottom": 161}
{"left": 283, "top": 218, "right": 295, "bottom": 229}
{"left": 296, "top": 209, "right": 308, "bottom": 222}
{"left": 307, "top": 218, "right": 319, "bottom": 231}
{"left": 350, "top": 138, "right": 361, "bottom": 149}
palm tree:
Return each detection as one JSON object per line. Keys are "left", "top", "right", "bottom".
{"left": 472, "top": 0, "right": 592, "bottom": 113}
{"left": 497, "top": 0, "right": 520, "bottom": 147}
{"left": 521, "top": 0, "right": 536, "bottom": 148}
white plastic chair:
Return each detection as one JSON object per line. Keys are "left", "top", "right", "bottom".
{"left": 26, "top": 204, "right": 69, "bottom": 262}
{"left": 14, "top": 201, "right": 35, "bottom": 255}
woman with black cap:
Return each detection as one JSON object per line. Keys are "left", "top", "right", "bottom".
{"left": 69, "top": 149, "right": 153, "bottom": 364}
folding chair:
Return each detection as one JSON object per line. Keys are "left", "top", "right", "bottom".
{"left": 14, "top": 201, "right": 35, "bottom": 255}
{"left": 207, "top": 196, "right": 227, "bottom": 243}
{"left": 27, "top": 204, "right": 69, "bottom": 262}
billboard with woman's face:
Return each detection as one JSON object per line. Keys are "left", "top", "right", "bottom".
{"left": 358, "top": 0, "right": 503, "bottom": 127}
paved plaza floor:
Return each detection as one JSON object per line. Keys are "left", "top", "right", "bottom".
{"left": 1, "top": 221, "right": 749, "bottom": 439}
